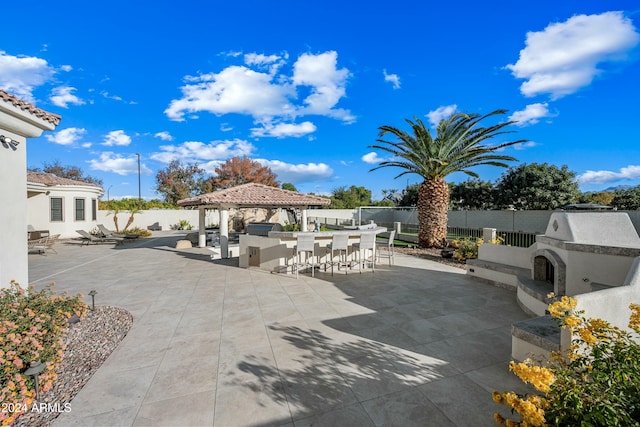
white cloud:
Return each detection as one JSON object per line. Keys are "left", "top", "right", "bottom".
{"left": 578, "top": 165, "right": 640, "bottom": 185}
{"left": 427, "top": 104, "right": 458, "bottom": 126}
{"left": 154, "top": 131, "right": 173, "bottom": 141}
{"left": 292, "top": 51, "right": 354, "bottom": 122}
{"left": 102, "top": 130, "right": 132, "bottom": 146}
{"left": 509, "top": 103, "right": 553, "bottom": 126}
{"left": 50, "top": 86, "right": 85, "bottom": 108}
{"left": 89, "top": 152, "right": 152, "bottom": 176}
{"left": 256, "top": 159, "right": 333, "bottom": 184}
{"left": 506, "top": 11, "right": 640, "bottom": 99}
{"left": 513, "top": 141, "right": 539, "bottom": 150}
{"left": 0, "top": 51, "right": 55, "bottom": 101}
{"left": 165, "top": 50, "right": 354, "bottom": 126}
{"left": 383, "top": 69, "right": 401, "bottom": 89}
{"left": 251, "top": 121, "right": 317, "bottom": 138}
{"left": 165, "top": 65, "right": 296, "bottom": 122}
{"left": 362, "top": 152, "right": 384, "bottom": 164}
{"left": 60, "top": 65, "right": 72, "bottom": 72}
{"left": 45, "top": 127, "right": 86, "bottom": 145}
{"left": 150, "top": 139, "right": 255, "bottom": 164}
{"left": 101, "top": 91, "right": 123, "bottom": 101}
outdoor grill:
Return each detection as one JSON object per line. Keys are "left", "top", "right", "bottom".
{"left": 245, "top": 222, "right": 284, "bottom": 236}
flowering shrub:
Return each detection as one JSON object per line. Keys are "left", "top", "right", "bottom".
{"left": 493, "top": 295, "right": 640, "bottom": 426}
{"left": 453, "top": 235, "right": 504, "bottom": 261}
{"left": 0, "top": 282, "right": 86, "bottom": 425}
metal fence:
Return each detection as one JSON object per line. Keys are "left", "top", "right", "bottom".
{"left": 447, "top": 226, "right": 537, "bottom": 248}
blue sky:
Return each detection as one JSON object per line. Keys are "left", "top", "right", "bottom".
{"left": 2, "top": 1, "right": 639, "bottom": 201}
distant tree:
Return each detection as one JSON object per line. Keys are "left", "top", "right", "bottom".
{"left": 32, "top": 160, "right": 103, "bottom": 186}
{"left": 611, "top": 186, "right": 640, "bottom": 210}
{"left": 282, "top": 182, "right": 297, "bottom": 192}
{"left": 208, "top": 156, "right": 279, "bottom": 189}
{"left": 371, "top": 109, "right": 524, "bottom": 247}
{"left": 155, "top": 160, "right": 208, "bottom": 205}
{"left": 494, "top": 163, "right": 580, "bottom": 210}
{"left": 449, "top": 179, "right": 496, "bottom": 210}
{"left": 329, "top": 185, "right": 372, "bottom": 209}
{"left": 580, "top": 191, "right": 615, "bottom": 206}
{"left": 399, "top": 184, "right": 419, "bottom": 206}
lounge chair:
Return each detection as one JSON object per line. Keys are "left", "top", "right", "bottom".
{"left": 76, "top": 230, "right": 124, "bottom": 246}
{"left": 147, "top": 222, "right": 162, "bottom": 231}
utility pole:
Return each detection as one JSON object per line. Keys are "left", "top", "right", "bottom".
{"left": 136, "top": 153, "right": 141, "bottom": 209}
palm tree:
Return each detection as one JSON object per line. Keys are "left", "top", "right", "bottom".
{"left": 370, "top": 109, "right": 526, "bottom": 248}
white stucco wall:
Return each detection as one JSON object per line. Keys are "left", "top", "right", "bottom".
{"left": 27, "top": 186, "right": 103, "bottom": 238}
{"left": 0, "top": 97, "right": 57, "bottom": 287}
{"left": 0, "top": 131, "right": 28, "bottom": 286}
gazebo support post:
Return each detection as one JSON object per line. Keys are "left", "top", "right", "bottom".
{"left": 198, "top": 207, "right": 206, "bottom": 248}
{"left": 219, "top": 207, "right": 230, "bottom": 258}
{"left": 301, "top": 207, "right": 308, "bottom": 232}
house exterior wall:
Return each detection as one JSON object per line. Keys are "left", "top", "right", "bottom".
{"left": 0, "top": 131, "right": 28, "bottom": 287}
{"left": 0, "top": 97, "right": 57, "bottom": 286}
{"left": 27, "top": 186, "right": 103, "bottom": 238}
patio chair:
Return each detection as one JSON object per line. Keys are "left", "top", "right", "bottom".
{"left": 28, "top": 234, "right": 60, "bottom": 254}
{"left": 293, "top": 234, "right": 316, "bottom": 278}
{"left": 376, "top": 230, "right": 396, "bottom": 265}
{"left": 76, "top": 230, "right": 124, "bottom": 246}
{"left": 353, "top": 232, "right": 376, "bottom": 273}
{"left": 327, "top": 233, "right": 353, "bottom": 275}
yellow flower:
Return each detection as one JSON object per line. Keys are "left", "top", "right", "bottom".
{"left": 579, "top": 328, "right": 597, "bottom": 345}
{"left": 493, "top": 391, "right": 504, "bottom": 404}
{"left": 629, "top": 303, "right": 640, "bottom": 331}
{"left": 494, "top": 412, "right": 506, "bottom": 424}
{"left": 509, "top": 361, "right": 555, "bottom": 393}
{"left": 564, "top": 315, "right": 581, "bottom": 328}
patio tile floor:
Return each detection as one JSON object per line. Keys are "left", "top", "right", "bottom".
{"left": 27, "top": 231, "right": 533, "bottom": 427}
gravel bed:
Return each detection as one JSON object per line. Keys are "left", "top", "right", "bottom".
{"left": 14, "top": 306, "right": 133, "bottom": 427}
{"left": 394, "top": 246, "right": 466, "bottom": 270}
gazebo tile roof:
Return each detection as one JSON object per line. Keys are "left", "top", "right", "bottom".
{"left": 0, "top": 90, "right": 62, "bottom": 126}
{"left": 177, "top": 183, "right": 331, "bottom": 207}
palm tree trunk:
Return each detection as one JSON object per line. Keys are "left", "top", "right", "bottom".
{"left": 113, "top": 215, "right": 119, "bottom": 233}
{"left": 417, "top": 178, "right": 450, "bottom": 248}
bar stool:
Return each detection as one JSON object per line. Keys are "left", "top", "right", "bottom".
{"left": 376, "top": 230, "right": 396, "bottom": 265}
{"left": 327, "top": 233, "right": 353, "bottom": 275}
{"left": 353, "top": 232, "right": 376, "bottom": 273}
{"left": 293, "top": 234, "right": 316, "bottom": 278}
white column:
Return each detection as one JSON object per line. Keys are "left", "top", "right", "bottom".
{"left": 219, "top": 207, "right": 229, "bottom": 258}
{"left": 198, "top": 207, "right": 206, "bottom": 247}
{"left": 301, "top": 208, "right": 308, "bottom": 232}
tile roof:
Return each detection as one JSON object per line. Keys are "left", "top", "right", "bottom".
{"left": 0, "top": 90, "right": 61, "bottom": 126}
{"left": 177, "top": 183, "right": 331, "bottom": 207}
{"left": 27, "top": 170, "right": 102, "bottom": 188}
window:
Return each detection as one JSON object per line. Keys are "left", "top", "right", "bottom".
{"left": 75, "top": 198, "right": 85, "bottom": 221}
{"left": 50, "top": 197, "right": 63, "bottom": 222}
{"left": 91, "top": 199, "right": 97, "bottom": 221}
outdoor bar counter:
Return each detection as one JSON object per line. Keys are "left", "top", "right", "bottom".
{"left": 239, "top": 226, "right": 387, "bottom": 272}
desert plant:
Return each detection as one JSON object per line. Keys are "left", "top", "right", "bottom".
{"left": 0, "top": 282, "right": 86, "bottom": 425}
{"left": 493, "top": 296, "right": 640, "bottom": 426}
{"left": 123, "top": 227, "right": 151, "bottom": 237}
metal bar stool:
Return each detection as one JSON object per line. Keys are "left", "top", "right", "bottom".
{"left": 376, "top": 230, "right": 396, "bottom": 265}
{"left": 293, "top": 234, "right": 316, "bottom": 278}
{"left": 353, "top": 232, "right": 376, "bottom": 273}
{"left": 327, "top": 233, "right": 353, "bottom": 275}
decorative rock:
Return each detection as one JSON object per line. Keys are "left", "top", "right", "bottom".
{"left": 14, "top": 306, "right": 133, "bottom": 427}
{"left": 175, "top": 239, "right": 192, "bottom": 249}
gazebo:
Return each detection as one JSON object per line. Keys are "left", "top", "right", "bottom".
{"left": 177, "top": 183, "right": 331, "bottom": 258}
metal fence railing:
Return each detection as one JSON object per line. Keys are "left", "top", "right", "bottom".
{"left": 310, "top": 216, "right": 538, "bottom": 248}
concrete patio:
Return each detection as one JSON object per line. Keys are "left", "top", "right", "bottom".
{"left": 28, "top": 231, "right": 532, "bottom": 427}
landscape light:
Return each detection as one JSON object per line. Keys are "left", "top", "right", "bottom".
{"left": 88, "top": 290, "right": 97, "bottom": 310}
{"left": 25, "top": 361, "right": 46, "bottom": 401}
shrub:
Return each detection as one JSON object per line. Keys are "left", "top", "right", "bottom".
{"left": 123, "top": 226, "right": 152, "bottom": 237}
{"left": 453, "top": 235, "right": 504, "bottom": 261}
{"left": 0, "top": 282, "right": 86, "bottom": 425}
{"left": 493, "top": 295, "right": 640, "bottom": 426}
